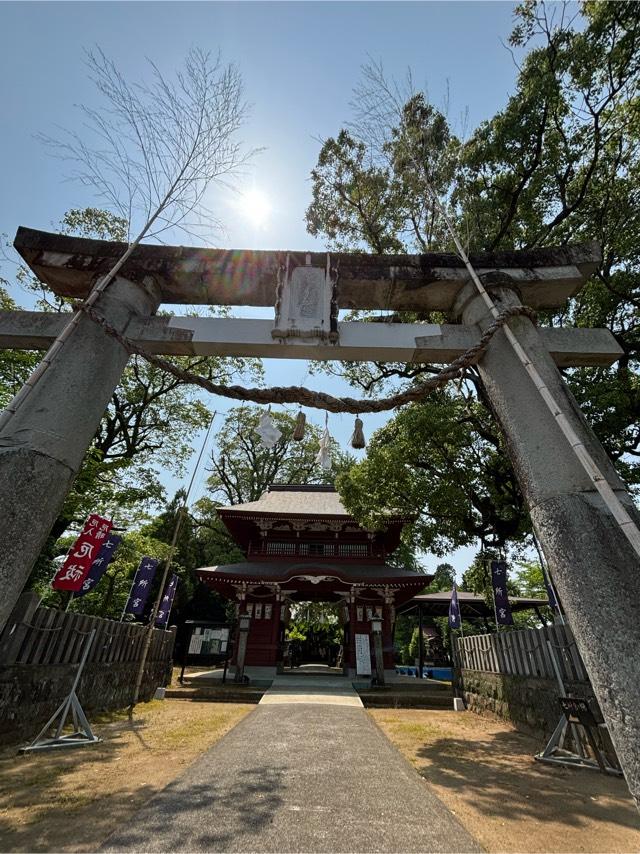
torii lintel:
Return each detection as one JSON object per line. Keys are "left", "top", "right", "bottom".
{"left": 13, "top": 227, "right": 601, "bottom": 312}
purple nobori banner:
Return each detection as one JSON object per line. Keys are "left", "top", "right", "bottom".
{"left": 155, "top": 574, "right": 178, "bottom": 629}
{"left": 124, "top": 557, "right": 159, "bottom": 616}
{"left": 491, "top": 560, "right": 514, "bottom": 625}
{"left": 448, "top": 584, "right": 461, "bottom": 629}
{"left": 74, "top": 534, "right": 122, "bottom": 598}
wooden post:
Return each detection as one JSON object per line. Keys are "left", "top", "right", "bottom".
{"left": 418, "top": 605, "right": 425, "bottom": 679}
{"left": 371, "top": 616, "right": 385, "bottom": 686}
{"left": 234, "top": 613, "right": 251, "bottom": 683}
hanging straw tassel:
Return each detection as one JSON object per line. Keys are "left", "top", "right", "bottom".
{"left": 350, "top": 417, "right": 366, "bottom": 449}
{"left": 293, "top": 411, "right": 306, "bottom": 442}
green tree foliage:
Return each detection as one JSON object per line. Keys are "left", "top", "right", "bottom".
{"left": 407, "top": 626, "right": 421, "bottom": 664}
{"left": 38, "top": 528, "right": 172, "bottom": 618}
{"left": 0, "top": 285, "right": 39, "bottom": 408}
{"left": 285, "top": 603, "right": 343, "bottom": 665}
{"left": 462, "top": 550, "right": 513, "bottom": 599}
{"left": 513, "top": 560, "right": 547, "bottom": 598}
{"left": 427, "top": 562, "right": 455, "bottom": 592}
{"left": 461, "top": 551, "right": 553, "bottom": 629}
{"left": 45, "top": 487, "right": 246, "bottom": 621}
{"left": 141, "top": 490, "right": 241, "bottom": 625}
{"left": 1, "top": 208, "right": 263, "bottom": 589}
{"left": 393, "top": 614, "right": 417, "bottom": 665}
{"left": 202, "top": 405, "right": 352, "bottom": 507}
{"left": 286, "top": 603, "right": 342, "bottom": 646}
{"left": 308, "top": 2, "right": 640, "bottom": 555}
{"left": 336, "top": 392, "right": 528, "bottom": 555}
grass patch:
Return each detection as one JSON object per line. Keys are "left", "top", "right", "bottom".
{"left": 371, "top": 708, "right": 640, "bottom": 854}
{"left": 0, "top": 699, "right": 252, "bottom": 852}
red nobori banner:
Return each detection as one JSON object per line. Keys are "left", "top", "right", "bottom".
{"left": 52, "top": 514, "right": 113, "bottom": 591}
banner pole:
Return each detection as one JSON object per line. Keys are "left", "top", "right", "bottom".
{"left": 532, "top": 532, "right": 565, "bottom": 625}
{"left": 489, "top": 560, "right": 500, "bottom": 631}
{"left": 129, "top": 411, "right": 218, "bottom": 710}
{"left": 120, "top": 575, "right": 138, "bottom": 622}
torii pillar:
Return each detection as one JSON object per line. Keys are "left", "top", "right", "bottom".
{"left": 455, "top": 275, "right": 640, "bottom": 808}
{"left": 0, "top": 275, "right": 161, "bottom": 628}
{"left": 1, "top": 228, "right": 638, "bottom": 802}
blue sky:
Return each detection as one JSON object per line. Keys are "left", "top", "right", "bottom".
{"left": 0, "top": 1, "right": 526, "bottom": 577}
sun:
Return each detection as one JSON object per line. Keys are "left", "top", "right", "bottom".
{"left": 238, "top": 188, "right": 272, "bottom": 228}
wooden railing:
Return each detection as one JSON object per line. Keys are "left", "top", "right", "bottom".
{"left": 0, "top": 592, "right": 175, "bottom": 668}
{"left": 247, "top": 540, "right": 379, "bottom": 560}
{"left": 456, "top": 623, "right": 588, "bottom": 682}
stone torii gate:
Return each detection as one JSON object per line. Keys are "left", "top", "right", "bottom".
{"left": 1, "top": 226, "right": 639, "bottom": 805}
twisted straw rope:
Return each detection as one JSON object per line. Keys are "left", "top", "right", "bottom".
{"left": 81, "top": 304, "right": 537, "bottom": 414}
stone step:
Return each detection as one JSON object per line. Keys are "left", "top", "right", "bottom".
{"left": 164, "top": 684, "right": 265, "bottom": 704}
{"left": 356, "top": 684, "right": 454, "bottom": 709}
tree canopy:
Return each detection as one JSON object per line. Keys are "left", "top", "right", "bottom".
{"left": 2, "top": 207, "right": 263, "bottom": 590}
{"left": 201, "top": 405, "right": 351, "bottom": 508}
{"left": 310, "top": 0, "right": 640, "bottom": 557}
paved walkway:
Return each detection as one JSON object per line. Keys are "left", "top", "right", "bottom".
{"left": 259, "top": 673, "right": 363, "bottom": 707}
{"left": 102, "top": 675, "right": 481, "bottom": 853}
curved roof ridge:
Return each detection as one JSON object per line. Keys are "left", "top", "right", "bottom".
{"left": 218, "top": 486, "right": 349, "bottom": 517}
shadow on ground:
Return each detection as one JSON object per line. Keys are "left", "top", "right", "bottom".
{"left": 415, "top": 725, "right": 640, "bottom": 832}
{"left": 101, "top": 765, "right": 286, "bottom": 852}
{"left": 0, "top": 715, "right": 157, "bottom": 850}
{"left": 0, "top": 702, "right": 252, "bottom": 853}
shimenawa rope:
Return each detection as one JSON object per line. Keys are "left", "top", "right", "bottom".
{"left": 80, "top": 303, "right": 537, "bottom": 415}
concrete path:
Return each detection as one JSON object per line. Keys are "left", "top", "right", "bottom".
{"left": 102, "top": 676, "right": 481, "bottom": 853}
{"left": 259, "top": 673, "right": 363, "bottom": 707}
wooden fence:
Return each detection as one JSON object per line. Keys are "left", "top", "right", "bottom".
{"left": 456, "top": 622, "right": 588, "bottom": 683}
{"left": 0, "top": 591, "right": 175, "bottom": 668}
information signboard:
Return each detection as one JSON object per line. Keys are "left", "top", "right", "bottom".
{"left": 355, "top": 633, "right": 372, "bottom": 676}
{"left": 188, "top": 626, "right": 230, "bottom": 656}
{"left": 180, "top": 621, "right": 234, "bottom": 683}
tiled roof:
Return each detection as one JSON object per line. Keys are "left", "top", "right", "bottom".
{"left": 398, "top": 590, "right": 549, "bottom": 617}
{"left": 219, "top": 485, "right": 351, "bottom": 518}
{"left": 197, "top": 561, "right": 429, "bottom": 583}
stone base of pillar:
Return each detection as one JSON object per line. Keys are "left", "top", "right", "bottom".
{"left": 532, "top": 492, "right": 640, "bottom": 802}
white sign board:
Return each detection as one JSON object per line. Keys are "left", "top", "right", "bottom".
{"left": 355, "top": 633, "right": 372, "bottom": 676}
{"left": 187, "top": 626, "right": 230, "bottom": 656}
{"left": 188, "top": 633, "right": 203, "bottom": 655}
{"left": 272, "top": 257, "right": 336, "bottom": 344}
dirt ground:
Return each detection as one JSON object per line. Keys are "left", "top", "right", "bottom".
{"left": 2, "top": 698, "right": 638, "bottom": 853}
{"left": 0, "top": 699, "right": 252, "bottom": 853}
{"left": 371, "top": 708, "right": 640, "bottom": 853}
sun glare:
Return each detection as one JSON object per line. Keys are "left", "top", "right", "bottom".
{"left": 238, "top": 188, "right": 272, "bottom": 228}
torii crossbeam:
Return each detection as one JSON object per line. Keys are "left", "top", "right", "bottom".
{"left": 1, "top": 228, "right": 639, "bottom": 806}
{"left": 0, "top": 228, "right": 621, "bottom": 367}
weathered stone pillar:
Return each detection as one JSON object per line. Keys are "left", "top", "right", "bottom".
{"left": 0, "top": 275, "right": 161, "bottom": 630}
{"left": 0, "top": 590, "right": 41, "bottom": 664}
{"left": 454, "top": 275, "right": 640, "bottom": 807}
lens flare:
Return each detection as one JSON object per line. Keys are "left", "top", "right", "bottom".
{"left": 238, "top": 188, "right": 272, "bottom": 227}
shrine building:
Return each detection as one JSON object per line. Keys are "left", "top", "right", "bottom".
{"left": 196, "top": 484, "right": 430, "bottom": 679}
